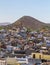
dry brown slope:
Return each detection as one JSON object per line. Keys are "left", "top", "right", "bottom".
{"left": 12, "top": 16, "right": 46, "bottom": 30}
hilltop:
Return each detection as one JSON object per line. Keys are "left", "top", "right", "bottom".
{"left": 3, "top": 16, "right": 50, "bottom": 30}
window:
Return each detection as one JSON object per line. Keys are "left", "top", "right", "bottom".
{"left": 33, "top": 54, "right": 35, "bottom": 58}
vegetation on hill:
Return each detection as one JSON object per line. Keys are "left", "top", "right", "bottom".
{"left": 0, "top": 26, "right": 3, "bottom": 30}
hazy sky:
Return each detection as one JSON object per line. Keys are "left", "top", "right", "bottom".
{"left": 0, "top": 0, "right": 50, "bottom": 23}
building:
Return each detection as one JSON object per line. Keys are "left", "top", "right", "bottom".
{"left": 0, "top": 58, "right": 7, "bottom": 65}
{"left": 6, "top": 57, "right": 20, "bottom": 65}
{"left": 31, "top": 52, "right": 50, "bottom": 60}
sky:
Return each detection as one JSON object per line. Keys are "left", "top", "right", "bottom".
{"left": 0, "top": 0, "right": 50, "bottom": 23}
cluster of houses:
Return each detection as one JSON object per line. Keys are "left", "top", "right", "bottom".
{"left": 0, "top": 26, "right": 50, "bottom": 60}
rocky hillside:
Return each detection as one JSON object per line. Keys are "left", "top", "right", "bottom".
{"left": 5, "top": 16, "right": 50, "bottom": 30}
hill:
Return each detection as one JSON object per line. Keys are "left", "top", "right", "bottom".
{"left": 5, "top": 16, "right": 50, "bottom": 30}
{"left": 0, "top": 22, "right": 11, "bottom": 26}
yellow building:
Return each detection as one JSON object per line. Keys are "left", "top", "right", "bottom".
{"left": 31, "top": 52, "right": 50, "bottom": 60}
{"left": 6, "top": 58, "right": 20, "bottom": 65}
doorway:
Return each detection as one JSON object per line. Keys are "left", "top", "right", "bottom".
{"left": 33, "top": 54, "right": 35, "bottom": 58}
